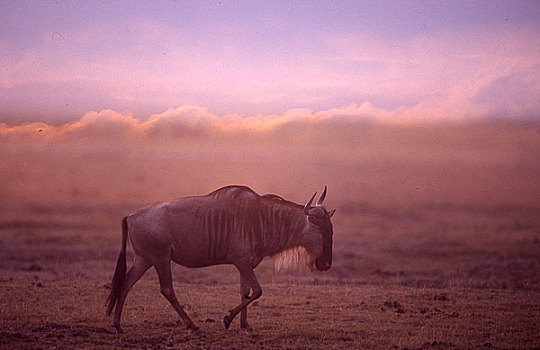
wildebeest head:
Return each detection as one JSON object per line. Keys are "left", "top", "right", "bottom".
{"left": 301, "top": 187, "right": 336, "bottom": 272}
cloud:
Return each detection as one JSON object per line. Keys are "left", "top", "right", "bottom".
{"left": 474, "top": 65, "right": 540, "bottom": 118}
{"left": 323, "top": 24, "right": 540, "bottom": 120}
{"left": 0, "top": 104, "right": 381, "bottom": 143}
{"left": 0, "top": 110, "right": 136, "bottom": 142}
{"left": 2, "top": 15, "right": 539, "bottom": 125}
{"left": 60, "top": 110, "right": 139, "bottom": 140}
{"left": 0, "top": 100, "right": 476, "bottom": 144}
{"left": 2, "top": 60, "right": 539, "bottom": 145}
{"left": 143, "top": 106, "right": 217, "bottom": 138}
{"left": 0, "top": 121, "right": 53, "bottom": 141}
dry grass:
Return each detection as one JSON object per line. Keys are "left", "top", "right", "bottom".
{"left": 1, "top": 280, "right": 538, "bottom": 349}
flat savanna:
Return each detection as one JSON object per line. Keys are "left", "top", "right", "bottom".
{"left": 1, "top": 122, "right": 539, "bottom": 349}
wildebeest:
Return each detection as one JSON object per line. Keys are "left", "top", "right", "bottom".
{"left": 106, "top": 185, "right": 335, "bottom": 332}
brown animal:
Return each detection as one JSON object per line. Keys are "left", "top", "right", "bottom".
{"left": 106, "top": 185, "right": 335, "bottom": 332}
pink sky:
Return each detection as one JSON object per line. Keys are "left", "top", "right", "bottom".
{"left": 1, "top": 1, "right": 539, "bottom": 125}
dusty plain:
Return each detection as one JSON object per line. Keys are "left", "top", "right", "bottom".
{"left": 1, "top": 120, "right": 539, "bottom": 349}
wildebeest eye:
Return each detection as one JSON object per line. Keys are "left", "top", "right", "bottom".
{"left": 308, "top": 216, "right": 319, "bottom": 225}
{"left": 308, "top": 215, "right": 326, "bottom": 227}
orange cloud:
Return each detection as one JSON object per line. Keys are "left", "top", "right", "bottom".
{"left": 59, "top": 110, "right": 139, "bottom": 139}
{"left": 0, "top": 97, "right": 537, "bottom": 145}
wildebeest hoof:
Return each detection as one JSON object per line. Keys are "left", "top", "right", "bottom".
{"left": 113, "top": 324, "right": 124, "bottom": 334}
{"left": 240, "top": 323, "right": 254, "bottom": 332}
{"left": 223, "top": 315, "right": 233, "bottom": 329}
{"left": 187, "top": 323, "right": 200, "bottom": 332}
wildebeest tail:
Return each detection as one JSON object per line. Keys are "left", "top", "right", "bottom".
{"left": 106, "top": 216, "right": 128, "bottom": 316}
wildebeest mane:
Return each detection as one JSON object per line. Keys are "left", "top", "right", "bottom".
{"left": 206, "top": 185, "right": 261, "bottom": 202}
{"left": 262, "top": 193, "right": 304, "bottom": 210}
{"left": 207, "top": 185, "right": 304, "bottom": 210}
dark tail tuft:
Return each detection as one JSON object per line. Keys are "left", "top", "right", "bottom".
{"left": 106, "top": 216, "right": 128, "bottom": 316}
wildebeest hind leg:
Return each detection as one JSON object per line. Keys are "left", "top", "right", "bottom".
{"left": 154, "top": 259, "right": 199, "bottom": 331}
{"left": 113, "top": 256, "right": 151, "bottom": 333}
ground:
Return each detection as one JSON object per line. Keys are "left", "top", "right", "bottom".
{"left": 2, "top": 280, "right": 539, "bottom": 349}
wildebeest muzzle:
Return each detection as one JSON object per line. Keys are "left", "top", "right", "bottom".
{"left": 315, "top": 234, "right": 333, "bottom": 271}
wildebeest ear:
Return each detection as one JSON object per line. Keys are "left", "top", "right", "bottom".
{"left": 328, "top": 209, "right": 336, "bottom": 218}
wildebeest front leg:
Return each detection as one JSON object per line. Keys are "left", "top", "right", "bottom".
{"left": 224, "top": 260, "right": 262, "bottom": 329}
{"left": 154, "top": 259, "right": 199, "bottom": 331}
{"left": 239, "top": 274, "right": 252, "bottom": 330}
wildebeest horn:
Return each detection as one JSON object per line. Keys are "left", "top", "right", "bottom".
{"left": 304, "top": 191, "right": 317, "bottom": 215}
{"left": 317, "top": 186, "right": 327, "bottom": 206}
